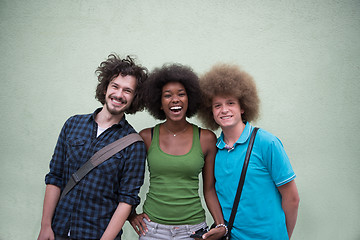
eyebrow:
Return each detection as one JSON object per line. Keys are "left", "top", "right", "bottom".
{"left": 124, "top": 86, "right": 135, "bottom": 92}
{"left": 163, "top": 88, "right": 186, "bottom": 93}
{"left": 111, "top": 82, "right": 134, "bottom": 92}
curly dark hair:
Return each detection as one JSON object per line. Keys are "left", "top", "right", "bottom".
{"left": 144, "top": 63, "right": 201, "bottom": 120}
{"left": 95, "top": 53, "right": 148, "bottom": 114}
{"left": 198, "top": 64, "right": 260, "bottom": 130}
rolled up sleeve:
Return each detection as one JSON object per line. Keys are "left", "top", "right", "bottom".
{"left": 117, "top": 140, "right": 146, "bottom": 206}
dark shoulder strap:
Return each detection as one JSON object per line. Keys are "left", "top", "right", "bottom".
{"left": 60, "top": 133, "right": 143, "bottom": 200}
{"left": 151, "top": 127, "right": 154, "bottom": 140}
{"left": 226, "top": 127, "right": 259, "bottom": 238}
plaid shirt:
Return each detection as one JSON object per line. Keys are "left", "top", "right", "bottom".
{"left": 45, "top": 108, "right": 146, "bottom": 239}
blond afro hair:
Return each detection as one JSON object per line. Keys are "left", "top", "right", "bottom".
{"left": 198, "top": 64, "right": 260, "bottom": 130}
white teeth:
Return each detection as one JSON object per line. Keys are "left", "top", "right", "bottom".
{"left": 221, "top": 116, "right": 231, "bottom": 119}
{"left": 112, "top": 98, "right": 124, "bottom": 105}
{"left": 170, "top": 106, "right": 182, "bottom": 110}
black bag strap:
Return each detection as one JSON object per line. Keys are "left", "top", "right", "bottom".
{"left": 59, "top": 133, "right": 143, "bottom": 200}
{"left": 226, "top": 127, "right": 259, "bottom": 239}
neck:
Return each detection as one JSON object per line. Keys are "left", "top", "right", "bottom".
{"left": 163, "top": 120, "right": 189, "bottom": 137}
{"left": 222, "top": 122, "right": 246, "bottom": 147}
{"left": 95, "top": 107, "right": 124, "bottom": 129}
{"left": 164, "top": 119, "right": 188, "bottom": 130}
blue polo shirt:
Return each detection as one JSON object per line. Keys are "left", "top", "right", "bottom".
{"left": 215, "top": 123, "right": 296, "bottom": 240}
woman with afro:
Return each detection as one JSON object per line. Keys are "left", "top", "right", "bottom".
{"left": 129, "top": 64, "right": 227, "bottom": 240}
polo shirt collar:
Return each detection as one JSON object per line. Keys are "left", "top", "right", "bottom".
{"left": 216, "top": 122, "right": 252, "bottom": 149}
{"left": 88, "top": 107, "right": 126, "bottom": 128}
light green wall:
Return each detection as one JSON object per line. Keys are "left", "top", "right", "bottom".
{"left": 1, "top": 0, "right": 359, "bottom": 239}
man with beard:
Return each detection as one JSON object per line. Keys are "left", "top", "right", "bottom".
{"left": 38, "top": 54, "right": 148, "bottom": 240}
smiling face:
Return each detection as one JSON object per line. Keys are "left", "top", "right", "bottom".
{"left": 161, "top": 82, "right": 188, "bottom": 121}
{"left": 104, "top": 74, "right": 137, "bottom": 117}
{"left": 212, "top": 95, "right": 245, "bottom": 130}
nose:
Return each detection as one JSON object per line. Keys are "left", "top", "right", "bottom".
{"left": 171, "top": 95, "right": 180, "bottom": 103}
{"left": 114, "top": 89, "right": 124, "bottom": 98}
{"left": 220, "top": 105, "right": 228, "bottom": 113}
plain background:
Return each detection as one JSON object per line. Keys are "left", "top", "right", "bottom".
{"left": 1, "top": 0, "right": 359, "bottom": 239}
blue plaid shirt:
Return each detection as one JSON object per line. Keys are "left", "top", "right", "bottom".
{"left": 45, "top": 108, "right": 146, "bottom": 239}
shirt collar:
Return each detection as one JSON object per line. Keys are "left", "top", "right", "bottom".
{"left": 216, "top": 122, "right": 252, "bottom": 150}
{"left": 88, "top": 107, "right": 126, "bottom": 128}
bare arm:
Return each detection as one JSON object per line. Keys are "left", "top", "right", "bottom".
{"left": 100, "top": 202, "right": 132, "bottom": 240}
{"left": 139, "top": 128, "right": 152, "bottom": 151}
{"left": 200, "top": 129, "right": 226, "bottom": 239}
{"left": 278, "top": 180, "right": 300, "bottom": 239}
{"left": 38, "top": 184, "right": 61, "bottom": 240}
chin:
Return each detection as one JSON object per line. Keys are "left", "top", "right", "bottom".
{"left": 107, "top": 106, "right": 127, "bottom": 116}
{"left": 218, "top": 122, "right": 233, "bottom": 129}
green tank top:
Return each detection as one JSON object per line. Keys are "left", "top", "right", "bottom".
{"left": 143, "top": 124, "right": 206, "bottom": 225}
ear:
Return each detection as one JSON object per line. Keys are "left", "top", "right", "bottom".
{"left": 241, "top": 108, "right": 245, "bottom": 114}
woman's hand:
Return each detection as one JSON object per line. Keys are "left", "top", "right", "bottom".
{"left": 202, "top": 226, "right": 226, "bottom": 239}
{"left": 128, "top": 212, "right": 150, "bottom": 236}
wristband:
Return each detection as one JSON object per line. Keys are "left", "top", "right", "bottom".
{"left": 215, "top": 223, "right": 228, "bottom": 236}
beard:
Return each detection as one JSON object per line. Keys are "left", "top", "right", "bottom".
{"left": 105, "top": 96, "right": 130, "bottom": 116}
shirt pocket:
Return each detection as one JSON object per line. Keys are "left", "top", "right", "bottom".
{"left": 66, "top": 138, "right": 87, "bottom": 166}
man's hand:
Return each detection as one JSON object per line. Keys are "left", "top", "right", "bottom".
{"left": 37, "top": 224, "right": 55, "bottom": 240}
